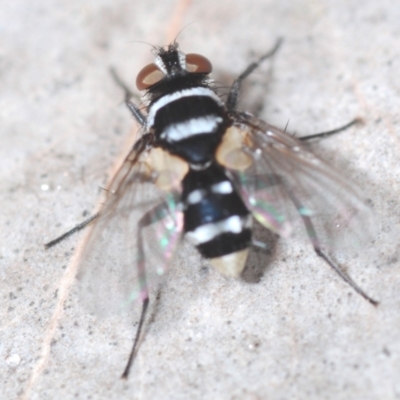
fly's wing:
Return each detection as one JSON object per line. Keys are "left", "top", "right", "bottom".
{"left": 218, "top": 113, "right": 374, "bottom": 256}
{"left": 77, "top": 135, "right": 186, "bottom": 316}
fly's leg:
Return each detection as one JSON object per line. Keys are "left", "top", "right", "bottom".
{"left": 44, "top": 134, "right": 153, "bottom": 249}
{"left": 226, "top": 38, "right": 283, "bottom": 111}
{"left": 296, "top": 122, "right": 377, "bottom": 302}
{"left": 245, "top": 172, "right": 378, "bottom": 305}
{"left": 110, "top": 67, "right": 147, "bottom": 127}
{"left": 122, "top": 201, "right": 179, "bottom": 379}
{"left": 121, "top": 296, "right": 149, "bottom": 379}
{"left": 45, "top": 213, "right": 100, "bottom": 248}
{"left": 285, "top": 185, "right": 379, "bottom": 306}
{"left": 299, "top": 118, "right": 362, "bottom": 141}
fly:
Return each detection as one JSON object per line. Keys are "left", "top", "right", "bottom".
{"left": 45, "top": 38, "right": 378, "bottom": 378}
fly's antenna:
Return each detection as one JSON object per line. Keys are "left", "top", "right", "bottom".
{"left": 127, "top": 40, "right": 158, "bottom": 50}
{"left": 171, "top": 21, "right": 197, "bottom": 46}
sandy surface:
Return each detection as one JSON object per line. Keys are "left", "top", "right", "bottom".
{"left": 1, "top": 1, "right": 400, "bottom": 399}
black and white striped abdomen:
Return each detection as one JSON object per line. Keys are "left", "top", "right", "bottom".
{"left": 148, "top": 87, "right": 228, "bottom": 165}
{"left": 181, "top": 163, "right": 252, "bottom": 276}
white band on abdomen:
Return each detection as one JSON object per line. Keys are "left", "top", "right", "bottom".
{"left": 186, "top": 215, "right": 252, "bottom": 245}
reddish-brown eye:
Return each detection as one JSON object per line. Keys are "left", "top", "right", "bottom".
{"left": 185, "top": 53, "right": 212, "bottom": 74}
{"left": 136, "top": 63, "right": 165, "bottom": 90}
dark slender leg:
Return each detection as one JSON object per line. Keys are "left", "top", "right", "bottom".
{"left": 299, "top": 118, "right": 361, "bottom": 142}
{"left": 121, "top": 201, "right": 178, "bottom": 378}
{"left": 313, "top": 248, "right": 378, "bottom": 305}
{"left": 45, "top": 213, "right": 100, "bottom": 248}
{"left": 226, "top": 38, "right": 283, "bottom": 111}
{"left": 45, "top": 134, "right": 153, "bottom": 249}
{"left": 246, "top": 173, "right": 378, "bottom": 305}
{"left": 285, "top": 186, "right": 378, "bottom": 306}
{"left": 109, "top": 67, "right": 147, "bottom": 127}
{"left": 121, "top": 297, "right": 149, "bottom": 379}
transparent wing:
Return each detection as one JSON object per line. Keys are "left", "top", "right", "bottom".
{"left": 77, "top": 135, "right": 185, "bottom": 316}
{"left": 222, "top": 113, "right": 374, "bottom": 257}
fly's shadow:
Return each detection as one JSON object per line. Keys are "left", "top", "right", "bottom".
{"left": 241, "top": 220, "right": 278, "bottom": 283}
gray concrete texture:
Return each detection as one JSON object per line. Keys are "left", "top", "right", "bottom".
{"left": 1, "top": 0, "right": 400, "bottom": 399}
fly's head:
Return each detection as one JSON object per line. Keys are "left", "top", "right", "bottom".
{"left": 155, "top": 43, "right": 186, "bottom": 76}
{"left": 136, "top": 43, "right": 213, "bottom": 91}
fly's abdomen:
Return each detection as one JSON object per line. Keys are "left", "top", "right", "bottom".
{"left": 182, "top": 164, "right": 252, "bottom": 277}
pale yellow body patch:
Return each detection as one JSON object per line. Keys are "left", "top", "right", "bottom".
{"left": 216, "top": 126, "right": 253, "bottom": 170}
{"left": 143, "top": 147, "right": 189, "bottom": 191}
{"left": 209, "top": 248, "right": 249, "bottom": 277}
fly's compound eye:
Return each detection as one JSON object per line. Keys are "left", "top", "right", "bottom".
{"left": 136, "top": 63, "right": 165, "bottom": 90}
{"left": 185, "top": 53, "right": 212, "bottom": 74}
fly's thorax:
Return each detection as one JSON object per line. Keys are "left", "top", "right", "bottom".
{"left": 146, "top": 86, "right": 229, "bottom": 166}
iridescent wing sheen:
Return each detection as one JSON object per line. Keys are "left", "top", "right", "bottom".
{"left": 76, "top": 136, "right": 185, "bottom": 316}
{"left": 225, "top": 112, "right": 374, "bottom": 256}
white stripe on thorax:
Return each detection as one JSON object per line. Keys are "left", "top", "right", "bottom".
{"left": 186, "top": 215, "right": 252, "bottom": 245}
{"left": 147, "top": 87, "right": 223, "bottom": 127}
{"left": 161, "top": 116, "right": 222, "bottom": 142}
